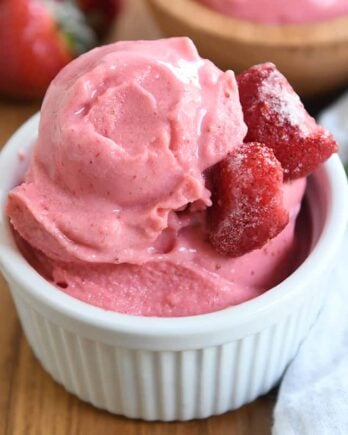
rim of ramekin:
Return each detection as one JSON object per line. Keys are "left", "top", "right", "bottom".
{"left": 0, "top": 113, "right": 347, "bottom": 340}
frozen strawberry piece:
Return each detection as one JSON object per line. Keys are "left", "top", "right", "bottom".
{"left": 208, "top": 142, "right": 289, "bottom": 257}
{"left": 237, "top": 63, "right": 338, "bottom": 180}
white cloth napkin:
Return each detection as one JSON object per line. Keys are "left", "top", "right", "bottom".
{"left": 273, "top": 236, "right": 348, "bottom": 435}
{"left": 273, "top": 95, "right": 348, "bottom": 435}
{"left": 319, "top": 91, "right": 348, "bottom": 167}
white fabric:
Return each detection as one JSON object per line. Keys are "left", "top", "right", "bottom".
{"left": 273, "top": 236, "right": 348, "bottom": 434}
{"left": 273, "top": 96, "right": 348, "bottom": 435}
{"left": 319, "top": 91, "right": 348, "bottom": 166}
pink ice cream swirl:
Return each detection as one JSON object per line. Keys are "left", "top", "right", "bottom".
{"left": 8, "top": 37, "right": 246, "bottom": 266}
{"left": 7, "top": 38, "right": 308, "bottom": 316}
{"left": 198, "top": 0, "right": 348, "bottom": 24}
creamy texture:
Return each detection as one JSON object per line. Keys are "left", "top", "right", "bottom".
{"left": 198, "top": 0, "right": 348, "bottom": 24}
{"left": 16, "top": 179, "right": 308, "bottom": 316}
{"left": 8, "top": 37, "right": 246, "bottom": 265}
{"left": 7, "top": 37, "right": 309, "bottom": 316}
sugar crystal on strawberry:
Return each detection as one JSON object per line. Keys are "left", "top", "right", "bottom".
{"left": 208, "top": 142, "right": 289, "bottom": 257}
{"left": 237, "top": 63, "right": 338, "bottom": 180}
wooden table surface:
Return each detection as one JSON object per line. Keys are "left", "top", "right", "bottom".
{"left": 0, "top": 1, "right": 275, "bottom": 433}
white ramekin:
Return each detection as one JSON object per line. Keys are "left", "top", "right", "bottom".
{"left": 0, "top": 113, "right": 347, "bottom": 421}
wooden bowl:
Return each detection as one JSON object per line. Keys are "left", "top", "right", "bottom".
{"left": 148, "top": 0, "right": 348, "bottom": 97}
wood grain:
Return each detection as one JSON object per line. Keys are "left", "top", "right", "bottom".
{"left": 0, "top": 1, "right": 275, "bottom": 433}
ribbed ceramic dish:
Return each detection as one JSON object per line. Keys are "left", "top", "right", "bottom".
{"left": 0, "top": 114, "right": 347, "bottom": 420}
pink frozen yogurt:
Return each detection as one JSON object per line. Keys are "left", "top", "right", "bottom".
{"left": 7, "top": 37, "right": 309, "bottom": 317}
{"left": 8, "top": 37, "right": 246, "bottom": 265}
{"left": 198, "top": 0, "right": 348, "bottom": 24}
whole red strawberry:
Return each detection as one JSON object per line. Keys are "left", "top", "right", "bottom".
{"left": 208, "top": 142, "right": 289, "bottom": 257}
{"left": 0, "top": 0, "right": 95, "bottom": 99}
{"left": 237, "top": 63, "right": 338, "bottom": 180}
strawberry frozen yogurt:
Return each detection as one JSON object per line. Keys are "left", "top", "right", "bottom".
{"left": 14, "top": 177, "right": 308, "bottom": 316}
{"left": 198, "top": 0, "right": 348, "bottom": 24}
{"left": 8, "top": 37, "right": 246, "bottom": 266}
{"left": 7, "top": 38, "right": 336, "bottom": 317}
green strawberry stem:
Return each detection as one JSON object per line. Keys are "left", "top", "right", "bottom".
{"left": 49, "top": 1, "right": 97, "bottom": 56}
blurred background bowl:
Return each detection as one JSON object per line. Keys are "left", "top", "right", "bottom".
{"left": 148, "top": 0, "right": 348, "bottom": 97}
